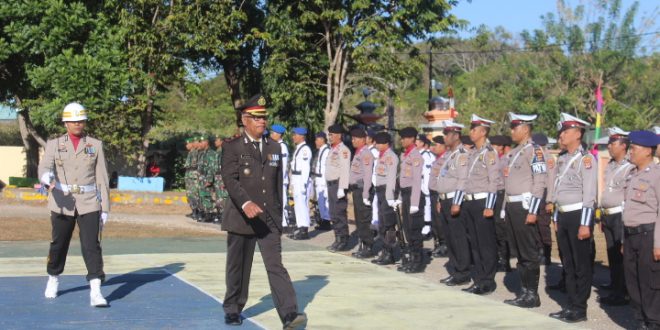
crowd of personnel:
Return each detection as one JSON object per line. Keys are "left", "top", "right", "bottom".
{"left": 183, "top": 109, "right": 660, "bottom": 327}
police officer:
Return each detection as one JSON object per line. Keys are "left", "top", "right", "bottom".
{"left": 371, "top": 132, "right": 399, "bottom": 265}
{"left": 462, "top": 115, "right": 499, "bottom": 295}
{"left": 40, "top": 102, "right": 110, "bottom": 307}
{"left": 532, "top": 133, "right": 554, "bottom": 265}
{"left": 597, "top": 127, "right": 633, "bottom": 306}
{"left": 271, "top": 124, "right": 290, "bottom": 229}
{"left": 367, "top": 130, "right": 380, "bottom": 231}
{"left": 622, "top": 130, "right": 660, "bottom": 330}
{"left": 312, "top": 132, "right": 332, "bottom": 230}
{"left": 325, "top": 124, "right": 351, "bottom": 252}
{"left": 428, "top": 135, "right": 448, "bottom": 258}
{"left": 502, "top": 113, "right": 546, "bottom": 309}
{"left": 290, "top": 127, "right": 312, "bottom": 240}
{"left": 490, "top": 135, "right": 512, "bottom": 272}
{"left": 546, "top": 113, "right": 597, "bottom": 323}
{"left": 436, "top": 122, "right": 471, "bottom": 286}
{"left": 417, "top": 134, "right": 436, "bottom": 239}
{"left": 220, "top": 94, "right": 306, "bottom": 328}
{"left": 398, "top": 127, "right": 425, "bottom": 273}
{"left": 348, "top": 127, "right": 375, "bottom": 258}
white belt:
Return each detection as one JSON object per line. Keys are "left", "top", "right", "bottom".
{"left": 465, "top": 192, "right": 488, "bottom": 201}
{"left": 558, "top": 202, "right": 583, "bottom": 213}
{"left": 55, "top": 183, "right": 96, "bottom": 194}
{"left": 506, "top": 194, "right": 526, "bottom": 202}
{"left": 603, "top": 206, "right": 623, "bottom": 215}
{"left": 438, "top": 192, "right": 456, "bottom": 200}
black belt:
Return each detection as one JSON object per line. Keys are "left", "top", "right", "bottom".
{"left": 327, "top": 180, "right": 339, "bottom": 185}
{"left": 348, "top": 184, "right": 361, "bottom": 190}
{"left": 624, "top": 223, "right": 655, "bottom": 236}
{"left": 497, "top": 189, "right": 505, "bottom": 194}
{"left": 312, "top": 173, "right": 321, "bottom": 177}
{"left": 400, "top": 187, "right": 412, "bottom": 193}
{"left": 291, "top": 170, "right": 301, "bottom": 175}
{"left": 375, "top": 185, "right": 386, "bottom": 192}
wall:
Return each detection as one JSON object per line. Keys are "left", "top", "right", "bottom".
{"left": 0, "top": 146, "right": 25, "bottom": 185}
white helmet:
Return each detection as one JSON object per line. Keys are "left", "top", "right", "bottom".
{"left": 62, "top": 102, "right": 88, "bottom": 122}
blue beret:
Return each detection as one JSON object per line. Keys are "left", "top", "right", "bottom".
{"left": 315, "top": 132, "right": 326, "bottom": 139}
{"left": 629, "top": 130, "right": 660, "bottom": 147}
{"left": 293, "top": 127, "right": 307, "bottom": 135}
{"left": 367, "top": 129, "right": 376, "bottom": 138}
{"left": 270, "top": 124, "right": 286, "bottom": 134}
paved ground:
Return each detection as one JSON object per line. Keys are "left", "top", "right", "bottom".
{"left": 0, "top": 203, "right": 635, "bottom": 329}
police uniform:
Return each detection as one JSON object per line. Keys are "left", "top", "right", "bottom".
{"left": 531, "top": 133, "right": 555, "bottom": 265}
{"left": 369, "top": 141, "right": 380, "bottom": 228}
{"left": 428, "top": 135, "right": 448, "bottom": 257}
{"left": 490, "top": 135, "right": 512, "bottom": 271}
{"left": 220, "top": 95, "right": 304, "bottom": 328}
{"left": 325, "top": 124, "right": 352, "bottom": 252}
{"left": 502, "top": 113, "right": 546, "bottom": 309}
{"left": 398, "top": 127, "right": 425, "bottom": 273}
{"left": 39, "top": 103, "right": 109, "bottom": 307}
{"left": 547, "top": 113, "right": 597, "bottom": 322}
{"left": 311, "top": 134, "right": 331, "bottom": 228}
{"left": 419, "top": 135, "right": 436, "bottom": 237}
{"left": 599, "top": 127, "right": 634, "bottom": 304}
{"left": 371, "top": 132, "right": 399, "bottom": 265}
{"left": 348, "top": 128, "right": 375, "bottom": 258}
{"left": 462, "top": 115, "right": 500, "bottom": 294}
{"left": 271, "top": 124, "right": 290, "bottom": 228}
{"left": 290, "top": 127, "right": 312, "bottom": 239}
{"left": 622, "top": 130, "right": 660, "bottom": 329}
{"left": 436, "top": 122, "right": 471, "bottom": 286}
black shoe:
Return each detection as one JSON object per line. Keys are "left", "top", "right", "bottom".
{"left": 549, "top": 309, "right": 570, "bottom": 320}
{"left": 351, "top": 242, "right": 364, "bottom": 257}
{"left": 505, "top": 290, "right": 540, "bottom": 308}
{"left": 356, "top": 246, "right": 375, "bottom": 259}
{"left": 432, "top": 244, "right": 448, "bottom": 258}
{"left": 332, "top": 236, "right": 350, "bottom": 252}
{"left": 225, "top": 313, "right": 242, "bottom": 326}
{"left": 292, "top": 227, "right": 310, "bottom": 240}
{"left": 462, "top": 284, "right": 478, "bottom": 293}
{"left": 440, "top": 275, "right": 454, "bottom": 284}
{"left": 445, "top": 277, "right": 470, "bottom": 286}
{"left": 497, "top": 259, "right": 512, "bottom": 272}
{"left": 315, "top": 221, "right": 332, "bottom": 231}
{"left": 374, "top": 250, "right": 395, "bottom": 265}
{"left": 472, "top": 284, "right": 496, "bottom": 295}
{"left": 185, "top": 212, "right": 193, "bottom": 218}
{"left": 557, "top": 310, "right": 587, "bottom": 323}
{"left": 282, "top": 312, "right": 307, "bottom": 330}
{"left": 598, "top": 294, "right": 629, "bottom": 306}
{"left": 326, "top": 237, "right": 340, "bottom": 252}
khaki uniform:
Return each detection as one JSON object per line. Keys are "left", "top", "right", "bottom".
{"left": 38, "top": 134, "right": 109, "bottom": 281}
{"left": 436, "top": 144, "right": 471, "bottom": 281}
{"left": 374, "top": 148, "right": 399, "bottom": 250}
{"left": 325, "top": 142, "right": 351, "bottom": 237}
{"left": 622, "top": 163, "right": 660, "bottom": 327}
{"left": 350, "top": 146, "right": 375, "bottom": 247}
{"left": 463, "top": 143, "right": 500, "bottom": 288}
{"left": 399, "top": 147, "right": 425, "bottom": 254}
{"left": 503, "top": 137, "right": 547, "bottom": 297}
{"left": 548, "top": 146, "right": 598, "bottom": 314}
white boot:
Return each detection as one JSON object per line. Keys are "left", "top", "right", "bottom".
{"left": 44, "top": 275, "right": 59, "bottom": 298}
{"left": 89, "top": 279, "right": 108, "bottom": 307}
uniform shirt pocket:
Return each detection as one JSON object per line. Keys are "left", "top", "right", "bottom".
{"left": 631, "top": 184, "right": 649, "bottom": 203}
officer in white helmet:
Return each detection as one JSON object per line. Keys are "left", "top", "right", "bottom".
{"left": 38, "top": 102, "right": 110, "bottom": 307}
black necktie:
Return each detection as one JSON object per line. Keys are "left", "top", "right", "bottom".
{"left": 252, "top": 141, "right": 261, "bottom": 156}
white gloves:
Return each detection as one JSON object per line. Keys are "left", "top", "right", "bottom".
{"left": 387, "top": 199, "right": 401, "bottom": 211}
{"left": 40, "top": 172, "right": 54, "bottom": 186}
{"left": 410, "top": 206, "right": 419, "bottom": 214}
{"left": 363, "top": 198, "right": 371, "bottom": 206}
{"left": 100, "top": 212, "right": 108, "bottom": 230}
{"left": 337, "top": 189, "right": 345, "bottom": 199}
{"left": 500, "top": 209, "right": 506, "bottom": 219}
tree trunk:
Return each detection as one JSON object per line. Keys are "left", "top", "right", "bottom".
{"left": 222, "top": 59, "right": 243, "bottom": 109}
{"left": 15, "top": 97, "right": 46, "bottom": 178}
{"left": 137, "top": 92, "right": 155, "bottom": 177}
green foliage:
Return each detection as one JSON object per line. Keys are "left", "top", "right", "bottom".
{"left": 0, "top": 122, "right": 22, "bottom": 146}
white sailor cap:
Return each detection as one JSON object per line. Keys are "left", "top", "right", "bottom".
{"left": 653, "top": 126, "right": 660, "bottom": 135}
{"left": 470, "top": 114, "right": 495, "bottom": 128}
{"left": 557, "top": 112, "right": 590, "bottom": 131}
{"left": 508, "top": 112, "right": 537, "bottom": 128}
{"left": 442, "top": 120, "right": 464, "bottom": 134}
{"left": 608, "top": 126, "right": 629, "bottom": 137}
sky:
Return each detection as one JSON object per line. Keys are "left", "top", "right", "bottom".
{"left": 449, "top": 0, "right": 659, "bottom": 46}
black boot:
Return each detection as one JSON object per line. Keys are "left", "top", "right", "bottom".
{"left": 397, "top": 249, "right": 411, "bottom": 272}
{"left": 497, "top": 258, "right": 512, "bottom": 272}
{"left": 326, "top": 236, "right": 340, "bottom": 252}
{"left": 315, "top": 221, "right": 332, "bottom": 231}
{"left": 504, "top": 268, "right": 529, "bottom": 307}
{"left": 374, "top": 247, "right": 395, "bottom": 265}
{"left": 357, "top": 244, "right": 376, "bottom": 258}
{"left": 432, "top": 243, "right": 448, "bottom": 258}
{"left": 351, "top": 241, "right": 364, "bottom": 257}
{"left": 292, "top": 227, "right": 310, "bottom": 240}
{"left": 405, "top": 249, "right": 425, "bottom": 273}
{"left": 333, "top": 235, "right": 350, "bottom": 252}
{"left": 197, "top": 211, "right": 206, "bottom": 222}
{"left": 543, "top": 244, "right": 552, "bottom": 265}
{"left": 518, "top": 268, "right": 541, "bottom": 308}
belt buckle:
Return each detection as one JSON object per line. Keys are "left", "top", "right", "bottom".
{"left": 71, "top": 184, "right": 81, "bottom": 194}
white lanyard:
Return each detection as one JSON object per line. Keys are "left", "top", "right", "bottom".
{"left": 508, "top": 143, "right": 531, "bottom": 170}
{"left": 608, "top": 161, "right": 631, "bottom": 188}
{"left": 440, "top": 148, "right": 461, "bottom": 177}
{"left": 554, "top": 151, "right": 583, "bottom": 190}
{"left": 468, "top": 147, "right": 489, "bottom": 178}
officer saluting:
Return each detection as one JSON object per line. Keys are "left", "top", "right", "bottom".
{"left": 462, "top": 115, "right": 499, "bottom": 295}
{"left": 598, "top": 127, "right": 634, "bottom": 306}
{"left": 325, "top": 124, "right": 351, "bottom": 252}
{"left": 547, "top": 113, "right": 597, "bottom": 323}
{"left": 502, "top": 113, "right": 546, "bottom": 309}
{"left": 220, "top": 94, "right": 305, "bottom": 329}
{"left": 290, "top": 127, "right": 312, "bottom": 240}
{"left": 348, "top": 127, "right": 375, "bottom": 258}
{"left": 622, "top": 130, "right": 660, "bottom": 330}
{"left": 371, "top": 132, "right": 399, "bottom": 265}
{"left": 39, "top": 103, "right": 110, "bottom": 307}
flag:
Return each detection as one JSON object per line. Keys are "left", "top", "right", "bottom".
{"left": 595, "top": 84, "right": 603, "bottom": 114}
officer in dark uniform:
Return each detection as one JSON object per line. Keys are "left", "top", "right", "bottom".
{"left": 220, "top": 94, "right": 306, "bottom": 329}
{"left": 622, "top": 130, "right": 660, "bottom": 330}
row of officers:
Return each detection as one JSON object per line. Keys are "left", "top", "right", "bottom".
{"left": 270, "top": 113, "right": 659, "bottom": 327}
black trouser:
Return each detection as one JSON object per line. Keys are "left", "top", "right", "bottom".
{"left": 429, "top": 191, "right": 445, "bottom": 246}
{"left": 327, "top": 180, "right": 348, "bottom": 237}
{"left": 505, "top": 201, "right": 541, "bottom": 291}
{"left": 624, "top": 224, "right": 660, "bottom": 327}
{"left": 464, "top": 199, "right": 498, "bottom": 287}
{"left": 439, "top": 198, "right": 471, "bottom": 279}
{"left": 602, "top": 213, "right": 626, "bottom": 298}
{"left": 376, "top": 186, "right": 398, "bottom": 249}
{"left": 537, "top": 200, "right": 552, "bottom": 248}
{"left": 47, "top": 211, "right": 105, "bottom": 282}
{"left": 224, "top": 230, "right": 298, "bottom": 321}
{"left": 493, "top": 190, "right": 510, "bottom": 261}
{"left": 556, "top": 209, "right": 593, "bottom": 313}
{"left": 400, "top": 187, "right": 425, "bottom": 251}
{"left": 351, "top": 184, "right": 374, "bottom": 247}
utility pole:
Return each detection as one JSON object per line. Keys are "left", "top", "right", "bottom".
{"left": 428, "top": 42, "right": 433, "bottom": 101}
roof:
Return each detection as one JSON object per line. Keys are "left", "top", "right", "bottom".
{"left": 0, "top": 105, "right": 17, "bottom": 121}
